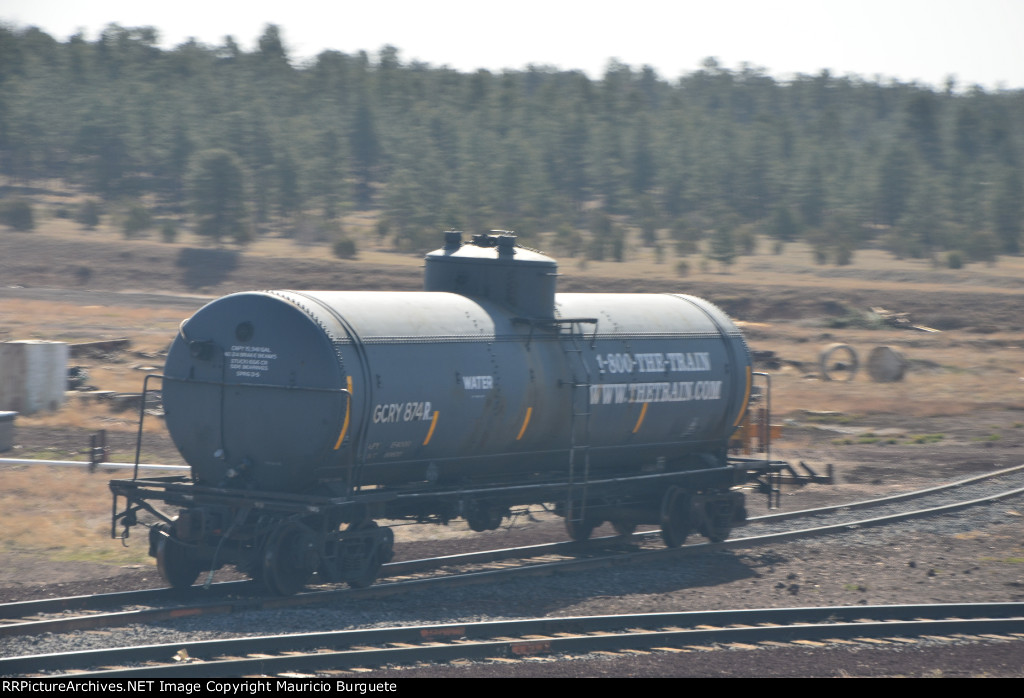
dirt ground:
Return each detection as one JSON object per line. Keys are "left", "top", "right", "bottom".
{"left": 3, "top": 232, "right": 1024, "bottom": 332}
{"left": 2, "top": 228, "right": 1024, "bottom": 676}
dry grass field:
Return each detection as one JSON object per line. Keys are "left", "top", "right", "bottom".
{"left": 2, "top": 210, "right": 1023, "bottom": 572}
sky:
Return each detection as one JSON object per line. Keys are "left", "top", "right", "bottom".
{"left": 3, "top": 0, "right": 1023, "bottom": 90}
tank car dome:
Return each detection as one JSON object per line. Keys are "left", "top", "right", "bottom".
{"left": 424, "top": 231, "right": 558, "bottom": 319}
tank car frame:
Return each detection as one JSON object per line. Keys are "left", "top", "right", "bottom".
{"left": 109, "top": 231, "right": 810, "bottom": 595}
{"left": 111, "top": 421, "right": 786, "bottom": 594}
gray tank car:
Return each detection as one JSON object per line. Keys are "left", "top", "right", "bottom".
{"left": 111, "top": 231, "right": 781, "bottom": 595}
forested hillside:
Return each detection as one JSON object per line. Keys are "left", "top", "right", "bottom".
{"left": 1, "top": 23, "right": 1022, "bottom": 267}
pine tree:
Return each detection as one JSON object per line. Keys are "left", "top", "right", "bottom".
{"left": 187, "top": 149, "right": 249, "bottom": 244}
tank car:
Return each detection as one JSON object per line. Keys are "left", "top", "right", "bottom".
{"left": 110, "top": 231, "right": 787, "bottom": 594}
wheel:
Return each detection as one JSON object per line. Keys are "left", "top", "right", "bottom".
{"left": 702, "top": 524, "right": 732, "bottom": 544}
{"left": 262, "top": 522, "right": 318, "bottom": 596}
{"left": 611, "top": 521, "right": 637, "bottom": 537}
{"left": 156, "top": 532, "right": 202, "bottom": 589}
{"left": 700, "top": 497, "right": 735, "bottom": 543}
{"left": 345, "top": 548, "right": 380, "bottom": 589}
{"left": 659, "top": 487, "right": 691, "bottom": 548}
{"left": 465, "top": 504, "right": 504, "bottom": 532}
{"left": 345, "top": 522, "right": 391, "bottom": 589}
{"left": 377, "top": 525, "right": 395, "bottom": 564}
{"left": 565, "top": 517, "right": 596, "bottom": 542}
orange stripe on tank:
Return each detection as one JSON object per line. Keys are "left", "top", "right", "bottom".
{"left": 516, "top": 406, "right": 533, "bottom": 441}
{"left": 333, "top": 376, "right": 353, "bottom": 450}
{"left": 632, "top": 402, "right": 649, "bottom": 434}
{"left": 732, "top": 366, "right": 752, "bottom": 427}
{"left": 422, "top": 410, "right": 440, "bottom": 446}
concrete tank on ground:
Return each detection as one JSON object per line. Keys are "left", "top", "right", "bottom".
{"left": 0, "top": 341, "right": 69, "bottom": 414}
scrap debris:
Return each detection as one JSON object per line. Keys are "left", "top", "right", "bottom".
{"left": 869, "top": 307, "right": 940, "bottom": 333}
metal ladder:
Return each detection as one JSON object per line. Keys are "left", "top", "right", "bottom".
{"left": 560, "top": 319, "right": 596, "bottom": 527}
{"left": 753, "top": 371, "right": 781, "bottom": 509}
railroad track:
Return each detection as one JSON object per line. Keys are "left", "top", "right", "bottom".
{"left": 2, "top": 464, "right": 1022, "bottom": 650}
{"left": 745, "top": 462, "right": 1024, "bottom": 530}
{"left": 4, "top": 603, "right": 1023, "bottom": 677}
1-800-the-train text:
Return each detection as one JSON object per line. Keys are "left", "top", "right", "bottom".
{"left": 595, "top": 351, "right": 712, "bottom": 375}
